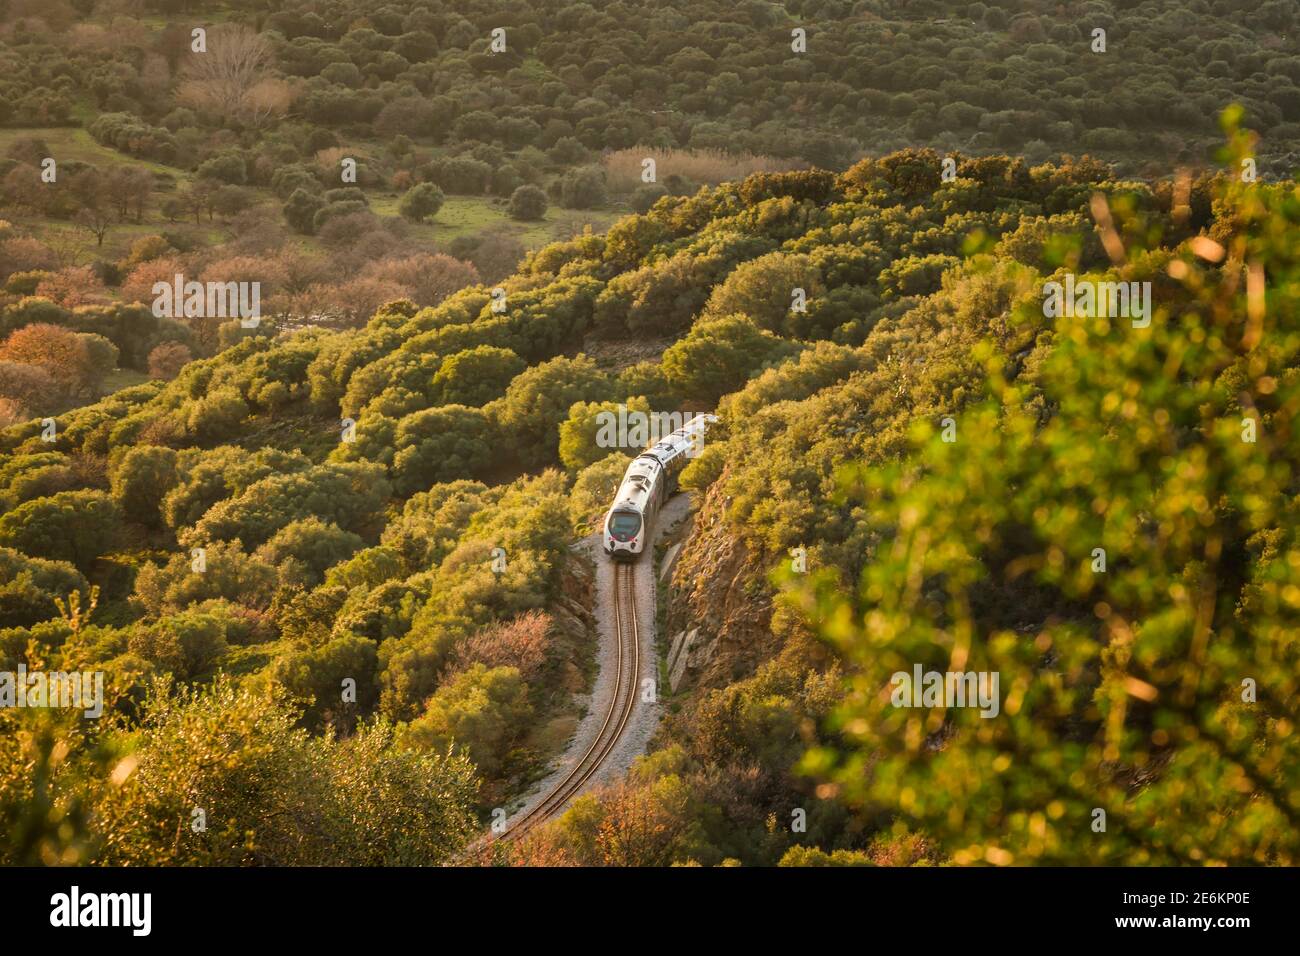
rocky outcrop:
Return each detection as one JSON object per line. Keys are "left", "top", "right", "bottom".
{"left": 662, "top": 467, "right": 778, "bottom": 694}
{"left": 551, "top": 546, "right": 598, "bottom": 694}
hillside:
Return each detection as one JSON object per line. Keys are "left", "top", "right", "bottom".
{"left": 3, "top": 0, "right": 1299, "bottom": 409}
{"left": 2, "top": 0, "right": 1300, "bottom": 874}
{"left": 3, "top": 90, "right": 1297, "bottom": 866}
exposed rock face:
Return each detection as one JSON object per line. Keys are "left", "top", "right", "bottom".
{"left": 666, "top": 627, "right": 702, "bottom": 692}
{"left": 558, "top": 544, "right": 596, "bottom": 629}
{"left": 663, "top": 467, "right": 778, "bottom": 694}
{"left": 552, "top": 545, "right": 598, "bottom": 694}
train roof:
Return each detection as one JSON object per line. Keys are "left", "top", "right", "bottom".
{"left": 642, "top": 413, "right": 717, "bottom": 466}
{"left": 613, "top": 456, "right": 660, "bottom": 511}
{"left": 611, "top": 414, "right": 718, "bottom": 512}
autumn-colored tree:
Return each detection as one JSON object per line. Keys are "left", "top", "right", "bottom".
{"left": 360, "top": 253, "right": 479, "bottom": 308}
{"left": 34, "top": 266, "right": 109, "bottom": 308}
{"left": 147, "top": 341, "right": 192, "bottom": 380}
{"left": 0, "top": 360, "right": 61, "bottom": 415}
{"left": 445, "top": 610, "right": 552, "bottom": 683}
{"left": 0, "top": 324, "right": 94, "bottom": 395}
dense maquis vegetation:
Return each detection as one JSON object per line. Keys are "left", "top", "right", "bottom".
{"left": 3, "top": 0, "right": 1297, "bottom": 172}
{"left": 1, "top": 0, "right": 1297, "bottom": 868}
{"left": 3, "top": 0, "right": 1299, "bottom": 428}
{"left": 517, "top": 118, "right": 1299, "bottom": 867}
{"left": 3, "top": 89, "right": 1296, "bottom": 864}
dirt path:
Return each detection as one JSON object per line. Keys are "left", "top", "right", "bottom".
{"left": 503, "top": 493, "right": 693, "bottom": 826}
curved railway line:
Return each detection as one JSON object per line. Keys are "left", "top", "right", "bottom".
{"left": 501, "top": 562, "right": 642, "bottom": 842}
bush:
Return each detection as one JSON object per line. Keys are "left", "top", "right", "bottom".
{"left": 661, "top": 314, "right": 799, "bottom": 403}
{"left": 133, "top": 541, "right": 277, "bottom": 615}
{"left": 254, "top": 517, "right": 364, "bottom": 588}
{"left": 557, "top": 166, "right": 608, "bottom": 209}
{"left": 186, "top": 388, "right": 249, "bottom": 442}
{"left": 283, "top": 188, "right": 326, "bottom": 235}
{"left": 110, "top": 446, "right": 179, "bottom": 528}
{"left": 0, "top": 546, "right": 88, "bottom": 628}
{"left": 493, "top": 355, "right": 611, "bottom": 468}
{"left": 195, "top": 152, "right": 248, "bottom": 185}
{"left": 507, "top": 184, "right": 548, "bottom": 221}
{"left": 400, "top": 663, "right": 532, "bottom": 779}
{"left": 0, "top": 490, "right": 123, "bottom": 570}
{"left": 398, "top": 183, "right": 445, "bottom": 222}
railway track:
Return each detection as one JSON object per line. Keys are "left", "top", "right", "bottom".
{"left": 501, "top": 561, "right": 642, "bottom": 842}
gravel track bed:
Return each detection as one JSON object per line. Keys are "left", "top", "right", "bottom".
{"left": 503, "top": 493, "right": 692, "bottom": 826}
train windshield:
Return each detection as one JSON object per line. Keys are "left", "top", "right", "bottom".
{"left": 609, "top": 511, "right": 642, "bottom": 539}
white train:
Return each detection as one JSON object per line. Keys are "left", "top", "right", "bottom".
{"left": 603, "top": 414, "right": 716, "bottom": 561}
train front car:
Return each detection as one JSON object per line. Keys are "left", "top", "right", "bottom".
{"left": 603, "top": 456, "right": 658, "bottom": 561}
{"left": 602, "top": 414, "right": 717, "bottom": 561}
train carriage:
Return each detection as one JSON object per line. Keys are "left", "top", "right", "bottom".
{"left": 603, "top": 414, "right": 715, "bottom": 561}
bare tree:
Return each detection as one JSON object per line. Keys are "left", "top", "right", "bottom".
{"left": 71, "top": 171, "right": 113, "bottom": 247}
{"left": 176, "top": 25, "right": 285, "bottom": 127}
{"left": 106, "top": 167, "right": 153, "bottom": 223}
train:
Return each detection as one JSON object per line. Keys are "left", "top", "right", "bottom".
{"left": 602, "top": 414, "right": 716, "bottom": 561}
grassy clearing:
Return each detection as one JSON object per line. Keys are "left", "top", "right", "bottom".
{"left": 368, "top": 193, "right": 622, "bottom": 249}
{"left": 100, "top": 367, "right": 151, "bottom": 394}
{"left": 0, "top": 127, "right": 182, "bottom": 179}
{"left": 2, "top": 126, "right": 626, "bottom": 267}
{"left": 12, "top": 218, "right": 227, "bottom": 266}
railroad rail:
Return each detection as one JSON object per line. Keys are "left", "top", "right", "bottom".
{"left": 501, "top": 561, "right": 642, "bottom": 842}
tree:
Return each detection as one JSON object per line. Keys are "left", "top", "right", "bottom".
{"left": 0, "top": 324, "right": 95, "bottom": 397}
{"left": 703, "top": 251, "right": 825, "bottom": 335}
{"left": 76, "top": 333, "right": 118, "bottom": 393}
{"left": 188, "top": 461, "right": 390, "bottom": 551}
{"left": 254, "top": 517, "right": 364, "bottom": 587}
{"left": 72, "top": 171, "right": 113, "bottom": 247}
{"left": 494, "top": 355, "right": 611, "bottom": 467}
{"left": 133, "top": 540, "right": 277, "bottom": 615}
{"left": 0, "top": 360, "right": 60, "bottom": 417}
{"left": 270, "top": 634, "right": 379, "bottom": 732}
{"left": 128, "top": 606, "right": 232, "bottom": 680}
{"left": 0, "top": 546, "right": 88, "bottom": 628}
{"left": 185, "top": 388, "right": 249, "bottom": 442}
{"left": 558, "top": 166, "right": 608, "bottom": 209}
{"left": 391, "top": 405, "right": 496, "bottom": 495}
{"left": 0, "top": 490, "right": 123, "bottom": 570}
{"left": 110, "top": 446, "right": 179, "bottom": 528}
{"left": 283, "top": 188, "right": 325, "bottom": 234}
{"left": 429, "top": 345, "right": 525, "bottom": 407}
{"left": 360, "top": 253, "right": 479, "bottom": 308}
{"left": 661, "top": 314, "right": 798, "bottom": 403}
{"left": 92, "top": 678, "right": 478, "bottom": 865}
{"left": 34, "top": 266, "right": 109, "bottom": 308}
{"left": 507, "top": 184, "right": 548, "bottom": 221}
{"left": 401, "top": 663, "right": 532, "bottom": 780}
{"left": 559, "top": 396, "right": 653, "bottom": 471}
{"left": 176, "top": 24, "right": 281, "bottom": 127}
{"left": 147, "top": 342, "right": 192, "bottom": 380}
{"left": 106, "top": 166, "right": 153, "bottom": 223}
{"left": 445, "top": 611, "right": 552, "bottom": 683}
{"left": 398, "top": 182, "right": 445, "bottom": 222}
{"left": 121, "top": 235, "right": 172, "bottom": 270}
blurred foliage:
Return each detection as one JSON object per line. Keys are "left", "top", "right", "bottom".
{"left": 785, "top": 117, "right": 1300, "bottom": 864}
